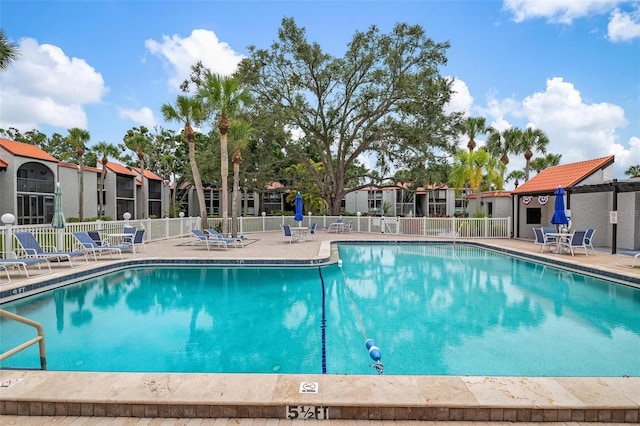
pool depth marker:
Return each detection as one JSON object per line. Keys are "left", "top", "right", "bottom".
{"left": 338, "top": 259, "right": 384, "bottom": 374}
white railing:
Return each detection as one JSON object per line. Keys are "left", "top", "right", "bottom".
{"left": 0, "top": 215, "right": 511, "bottom": 258}
{"left": 209, "top": 216, "right": 511, "bottom": 239}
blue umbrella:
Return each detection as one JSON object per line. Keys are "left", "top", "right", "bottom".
{"left": 550, "top": 186, "right": 568, "bottom": 228}
{"left": 294, "top": 192, "right": 304, "bottom": 223}
{"left": 52, "top": 182, "right": 66, "bottom": 250}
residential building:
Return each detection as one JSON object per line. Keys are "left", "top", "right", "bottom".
{"left": 0, "top": 138, "right": 171, "bottom": 223}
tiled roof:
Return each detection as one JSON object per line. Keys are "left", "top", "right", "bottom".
{"left": 106, "top": 162, "right": 137, "bottom": 177}
{"left": 132, "top": 167, "right": 163, "bottom": 181}
{"left": 0, "top": 138, "right": 59, "bottom": 162}
{"left": 512, "top": 156, "right": 614, "bottom": 195}
{"left": 0, "top": 159, "right": 7, "bottom": 169}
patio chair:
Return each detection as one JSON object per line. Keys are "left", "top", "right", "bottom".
{"left": 557, "top": 230, "right": 588, "bottom": 256}
{"left": 206, "top": 228, "right": 249, "bottom": 248}
{"left": 309, "top": 223, "right": 318, "bottom": 240}
{"left": 72, "top": 231, "right": 132, "bottom": 261}
{"left": 191, "top": 229, "right": 228, "bottom": 250}
{"left": 615, "top": 250, "right": 640, "bottom": 268}
{"left": 532, "top": 227, "right": 555, "bottom": 253}
{"left": 327, "top": 218, "right": 344, "bottom": 233}
{"left": 87, "top": 230, "right": 105, "bottom": 246}
{"left": 124, "top": 228, "right": 146, "bottom": 255}
{"left": 14, "top": 231, "right": 88, "bottom": 267}
{"left": 584, "top": 228, "right": 596, "bottom": 253}
{"left": 541, "top": 226, "right": 559, "bottom": 244}
{"left": 281, "top": 224, "right": 296, "bottom": 244}
{"left": 0, "top": 257, "right": 52, "bottom": 283}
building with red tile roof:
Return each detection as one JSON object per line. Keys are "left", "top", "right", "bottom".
{"left": 511, "top": 155, "right": 639, "bottom": 251}
{"left": 512, "top": 156, "right": 615, "bottom": 196}
{"left": 0, "top": 138, "right": 59, "bottom": 162}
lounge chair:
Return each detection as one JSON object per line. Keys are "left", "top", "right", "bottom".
{"left": 557, "top": 230, "right": 588, "bottom": 256}
{"left": 14, "top": 231, "right": 88, "bottom": 267}
{"left": 0, "top": 257, "right": 52, "bottom": 283}
{"left": 615, "top": 250, "right": 640, "bottom": 268}
{"left": 206, "top": 229, "right": 249, "bottom": 248}
{"left": 532, "top": 227, "right": 555, "bottom": 253}
{"left": 72, "top": 231, "right": 132, "bottom": 261}
{"left": 191, "top": 230, "right": 228, "bottom": 250}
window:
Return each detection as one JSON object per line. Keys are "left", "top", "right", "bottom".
{"left": 526, "top": 207, "right": 542, "bottom": 224}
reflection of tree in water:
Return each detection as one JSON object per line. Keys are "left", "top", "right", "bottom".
{"left": 65, "top": 284, "right": 93, "bottom": 327}
{"left": 119, "top": 266, "right": 322, "bottom": 373}
{"left": 92, "top": 272, "right": 132, "bottom": 310}
{"left": 333, "top": 243, "right": 546, "bottom": 374}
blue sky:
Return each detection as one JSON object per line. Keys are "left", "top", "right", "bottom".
{"left": 1, "top": 0, "right": 639, "bottom": 184}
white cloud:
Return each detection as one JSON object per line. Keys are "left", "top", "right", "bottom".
{"left": 145, "top": 29, "right": 245, "bottom": 92}
{"left": 503, "top": 0, "right": 624, "bottom": 24}
{"left": 608, "top": 7, "right": 640, "bottom": 41}
{"left": 521, "top": 77, "right": 627, "bottom": 162}
{"left": 0, "top": 37, "right": 107, "bottom": 132}
{"left": 445, "top": 77, "right": 474, "bottom": 116}
{"left": 118, "top": 107, "right": 158, "bottom": 129}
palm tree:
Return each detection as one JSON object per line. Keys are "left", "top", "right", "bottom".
{"left": 91, "top": 141, "right": 120, "bottom": 219}
{"left": 505, "top": 170, "right": 526, "bottom": 189}
{"left": 0, "top": 29, "right": 19, "bottom": 71}
{"left": 486, "top": 127, "right": 522, "bottom": 166}
{"left": 519, "top": 127, "right": 550, "bottom": 182}
{"left": 625, "top": 164, "right": 640, "bottom": 178}
{"left": 228, "top": 120, "right": 253, "bottom": 237}
{"left": 449, "top": 148, "right": 503, "bottom": 214}
{"left": 461, "top": 117, "right": 491, "bottom": 152}
{"left": 161, "top": 95, "right": 208, "bottom": 230}
{"left": 530, "top": 153, "right": 562, "bottom": 174}
{"left": 66, "top": 128, "right": 90, "bottom": 220}
{"left": 123, "top": 127, "right": 153, "bottom": 219}
{"left": 196, "top": 72, "right": 252, "bottom": 235}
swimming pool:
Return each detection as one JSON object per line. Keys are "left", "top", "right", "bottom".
{"left": 1, "top": 243, "right": 639, "bottom": 376}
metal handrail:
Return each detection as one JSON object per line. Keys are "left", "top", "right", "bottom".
{"left": 0, "top": 309, "right": 47, "bottom": 370}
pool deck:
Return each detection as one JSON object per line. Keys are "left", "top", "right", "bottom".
{"left": 1, "top": 231, "right": 639, "bottom": 423}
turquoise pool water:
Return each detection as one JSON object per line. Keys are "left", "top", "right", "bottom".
{"left": 1, "top": 243, "right": 639, "bottom": 376}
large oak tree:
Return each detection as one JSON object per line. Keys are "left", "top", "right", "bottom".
{"left": 237, "top": 18, "right": 460, "bottom": 215}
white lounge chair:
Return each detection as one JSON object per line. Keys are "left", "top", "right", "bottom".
{"left": 0, "top": 257, "right": 52, "bottom": 283}
{"left": 14, "top": 231, "right": 88, "bottom": 267}
{"left": 72, "top": 231, "right": 132, "bottom": 261}
{"left": 191, "top": 230, "right": 228, "bottom": 250}
{"left": 206, "top": 229, "right": 249, "bottom": 247}
{"left": 615, "top": 250, "right": 640, "bottom": 268}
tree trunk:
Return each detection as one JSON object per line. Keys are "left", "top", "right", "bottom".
{"left": 78, "top": 154, "right": 84, "bottom": 221}
{"left": 186, "top": 125, "right": 207, "bottom": 230}
{"left": 231, "top": 148, "right": 242, "bottom": 237}
{"left": 219, "top": 115, "right": 230, "bottom": 235}
{"left": 138, "top": 154, "right": 147, "bottom": 219}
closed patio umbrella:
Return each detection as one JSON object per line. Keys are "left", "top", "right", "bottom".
{"left": 550, "top": 186, "right": 568, "bottom": 231}
{"left": 294, "top": 192, "right": 304, "bottom": 225}
{"left": 52, "top": 181, "right": 66, "bottom": 250}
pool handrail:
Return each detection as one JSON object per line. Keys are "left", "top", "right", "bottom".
{"left": 0, "top": 308, "right": 47, "bottom": 370}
